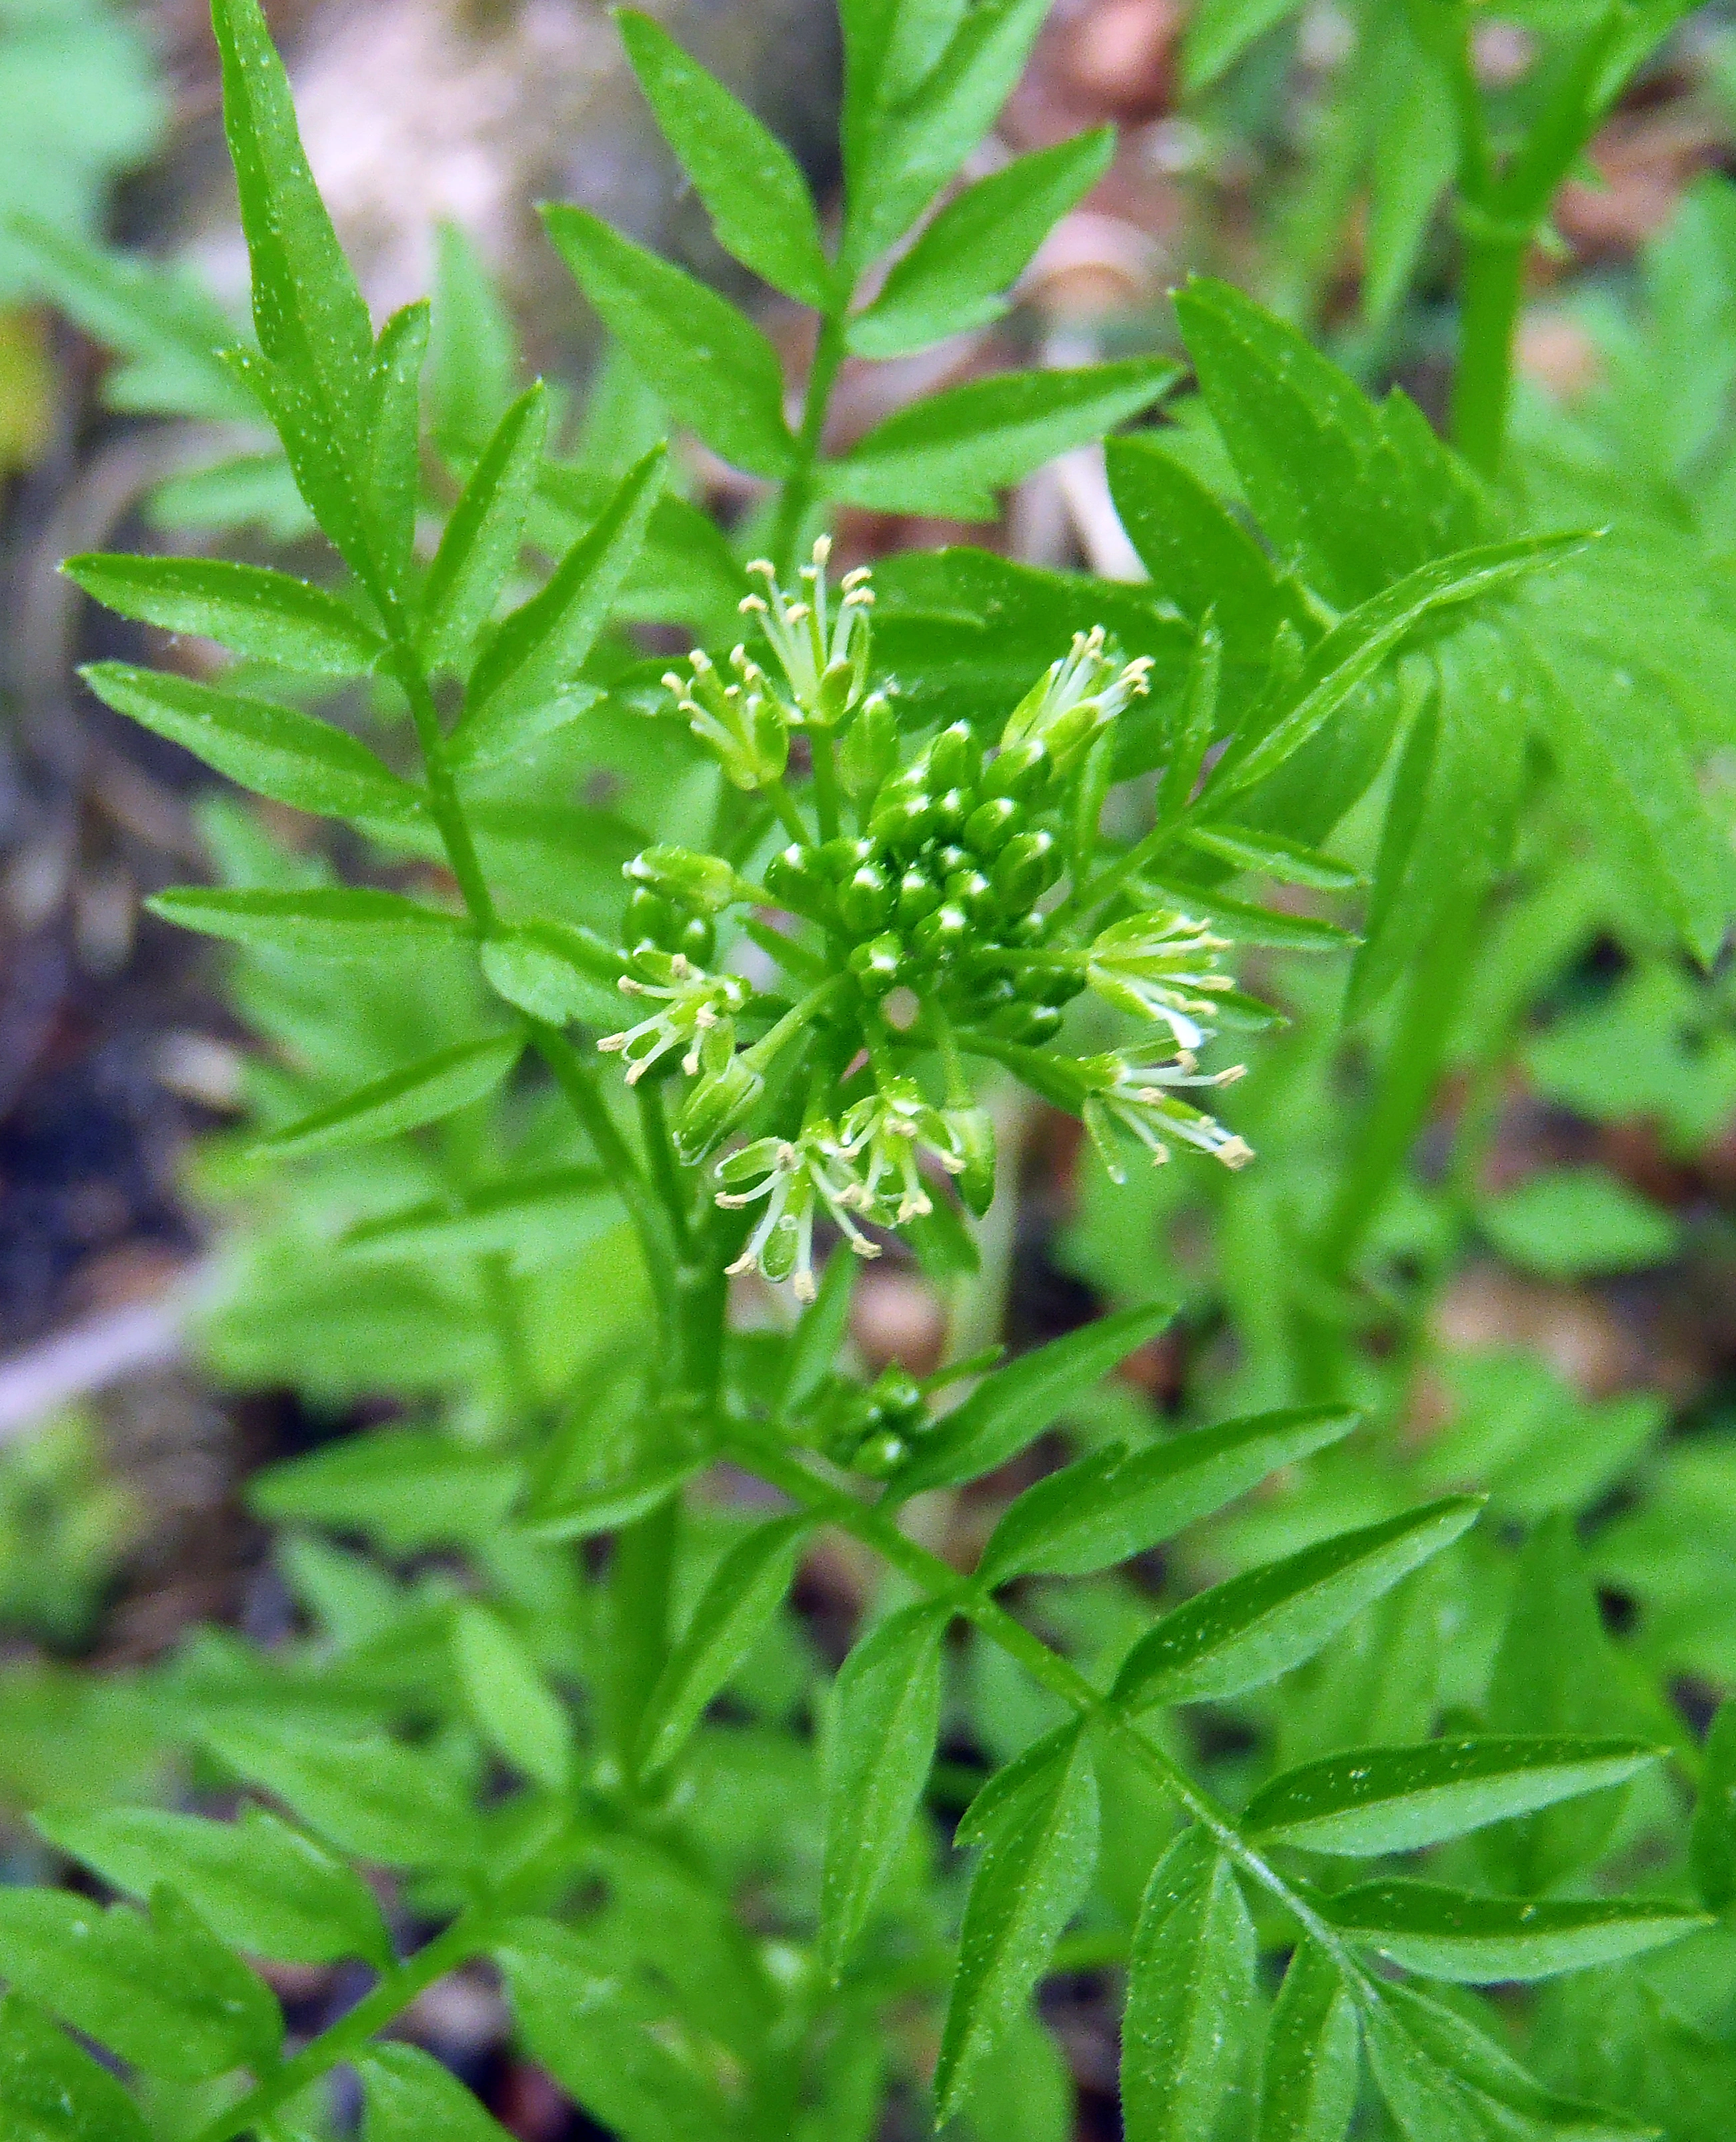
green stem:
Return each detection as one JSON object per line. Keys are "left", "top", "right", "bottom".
{"left": 769, "top": 778, "right": 811, "bottom": 846}
{"left": 605, "top": 1496, "right": 681, "bottom": 1787}
{"left": 480, "top": 1252, "right": 538, "bottom": 1427}
{"left": 1315, "top": 911, "right": 1478, "bottom": 1281}
{"left": 810, "top": 726, "right": 842, "bottom": 845}
{"left": 376, "top": 622, "right": 670, "bottom": 1314}
{"left": 1449, "top": 233, "right": 1527, "bottom": 481}
{"left": 1447, "top": 14, "right": 1619, "bottom": 479}
{"left": 1064, "top": 819, "right": 1182, "bottom": 932}
{"left": 382, "top": 641, "right": 496, "bottom": 930}
{"left": 190, "top": 1911, "right": 492, "bottom": 2142}
{"left": 638, "top": 1082, "right": 692, "bottom": 1256}
{"left": 770, "top": 314, "right": 848, "bottom": 580}
{"left": 529, "top": 1019, "right": 674, "bottom": 1324}
{"left": 609, "top": 1220, "right": 728, "bottom": 1788}
{"left": 742, "top": 975, "right": 851, "bottom": 1073}
{"left": 726, "top": 1432, "right": 1361, "bottom": 1976}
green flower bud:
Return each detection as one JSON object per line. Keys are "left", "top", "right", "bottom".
{"left": 868, "top": 789, "right": 933, "bottom": 850}
{"left": 674, "top": 1048, "right": 764, "bottom": 1163}
{"left": 870, "top": 1366, "right": 925, "bottom": 1420}
{"left": 838, "top": 691, "right": 898, "bottom": 805}
{"left": 912, "top": 902, "right": 970, "bottom": 959}
{"left": 897, "top": 865, "right": 940, "bottom": 929}
{"left": 982, "top": 736, "right": 1051, "bottom": 800}
{"left": 944, "top": 868, "right": 996, "bottom": 921}
{"left": 851, "top": 1428, "right": 909, "bottom": 1479}
{"left": 626, "top": 846, "right": 740, "bottom": 915}
{"left": 818, "top": 835, "right": 876, "bottom": 882}
{"left": 1008, "top": 909, "right": 1049, "bottom": 947}
{"left": 932, "top": 843, "right": 971, "bottom": 880}
{"left": 992, "top": 829, "right": 1060, "bottom": 911}
{"left": 994, "top": 1001, "right": 1063, "bottom": 1043}
{"left": 849, "top": 931, "right": 905, "bottom": 994}
{"left": 946, "top": 1106, "right": 997, "bottom": 1217}
{"left": 676, "top": 913, "right": 716, "bottom": 965}
{"left": 965, "top": 973, "right": 1018, "bottom": 1014}
{"left": 764, "top": 845, "right": 836, "bottom": 926}
{"left": 926, "top": 720, "right": 981, "bottom": 794}
{"left": 931, "top": 788, "right": 970, "bottom": 839}
{"left": 964, "top": 795, "right": 1022, "bottom": 855}
{"left": 838, "top": 863, "right": 894, "bottom": 936}
{"left": 626, "top": 885, "right": 676, "bottom": 950}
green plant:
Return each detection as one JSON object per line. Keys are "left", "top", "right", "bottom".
{"left": 11, "top": 0, "right": 1736, "bottom": 2137}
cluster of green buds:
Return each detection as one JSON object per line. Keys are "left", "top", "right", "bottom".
{"left": 600, "top": 543, "right": 1257, "bottom": 1310}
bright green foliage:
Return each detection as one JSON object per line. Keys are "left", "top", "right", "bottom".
{"left": 0, "top": 0, "right": 163, "bottom": 302}
{"left": 10, "top": 0, "right": 1735, "bottom": 2137}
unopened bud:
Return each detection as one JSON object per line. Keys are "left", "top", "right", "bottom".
{"left": 838, "top": 692, "right": 898, "bottom": 805}
{"left": 626, "top": 847, "right": 740, "bottom": 915}
{"left": 947, "top": 1106, "right": 998, "bottom": 1217}
{"left": 674, "top": 1050, "right": 764, "bottom": 1164}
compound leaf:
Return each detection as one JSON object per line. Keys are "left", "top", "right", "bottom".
{"left": 979, "top": 1406, "right": 1357, "bottom": 1584}
{"left": 1122, "top": 1826, "right": 1258, "bottom": 2142}
{"left": 63, "top": 554, "right": 383, "bottom": 674}
{"left": 934, "top": 1718, "right": 1099, "bottom": 2125}
{"left": 1325, "top": 1880, "right": 1707, "bottom": 1983}
{"left": 35, "top": 1803, "right": 389, "bottom": 1968}
{"left": 543, "top": 206, "right": 793, "bottom": 476}
{"left": 81, "top": 663, "right": 421, "bottom": 826}
{"left": 257, "top": 1034, "right": 523, "bottom": 1157}
{"left": 618, "top": 11, "right": 832, "bottom": 308}
{"left": 1112, "top": 1498, "right": 1481, "bottom": 1710}
{"left": 637, "top": 1517, "right": 810, "bottom": 1776}
{"left": 897, "top": 1301, "right": 1174, "bottom": 1495}
{"left": 821, "top": 1600, "right": 952, "bottom": 1977}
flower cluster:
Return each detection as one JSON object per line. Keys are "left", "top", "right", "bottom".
{"left": 600, "top": 544, "right": 1258, "bottom": 1311}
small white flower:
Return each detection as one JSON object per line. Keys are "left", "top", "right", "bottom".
{"left": 739, "top": 538, "right": 874, "bottom": 728}
{"left": 665, "top": 645, "right": 788, "bottom": 790}
{"left": 716, "top": 1125, "right": 882, "bottom": 1301}
{"left": 1086, "top": 910, "right": 1236, "bottom": 1051}
{"left": 598, "top": 953, "right": 751, "bottom": 1085}
{"left": 1080, "top": 1049, "right": 1253, "bottom": 1181}
{"left": 838, "top": 1077, "right": 966, "bottom": 1223}
{"left": 1000, "top": 626, "right": 1153, "bottom": 771}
